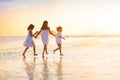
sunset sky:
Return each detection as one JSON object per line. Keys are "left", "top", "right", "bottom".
{"left": 0, "top": 0, "right": 120, "bottom": 36}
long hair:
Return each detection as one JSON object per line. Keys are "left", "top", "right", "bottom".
{"left": 41, "top": 20, "right": 48, "bottom": 29}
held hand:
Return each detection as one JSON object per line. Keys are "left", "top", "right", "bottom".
{"left": 34, "top": 36, "right": 37, "bottom": 38}
{"left": 34, "top": 31, "right": 40, "bottom": 38}
{"left": 33, "top": 31, "right": 38, "bottom": 36}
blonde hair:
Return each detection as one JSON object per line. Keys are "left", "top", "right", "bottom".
{"left": 56, "top": 26, "right": 62, "bottom": 32}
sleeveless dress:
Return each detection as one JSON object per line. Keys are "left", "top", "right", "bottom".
{"left": 23, "top": 29, "right": 35, "bottom": 47}
{"left": 41, "top": 30, "right": 49, "bottom": 45}
{"left": 56, "top": 32, "right": 62, "bottom": 44}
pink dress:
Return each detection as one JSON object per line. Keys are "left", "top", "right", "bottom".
{"left": 23, "top": 29, "right": 35, "bottom": 47}
{"left": 56, "top": 32, "right": 62, "bottom": 44}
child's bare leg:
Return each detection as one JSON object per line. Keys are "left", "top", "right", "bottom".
{"left": 42, "top": 45, "right": 46, "bottom": 57}
{"left": 58, "top": 44, "right": 63, "bottom": 56}
{"left": 53, "top": 48, "right": 59, "bottom": 54}
{"left": 33, "top": 46, "right": 37, "bottom": 56}
{"left": 45, "top": 45, "right": 48, "bottom": 55}
{"left": 23, "top": 47, "right": 29, "bottom": 58}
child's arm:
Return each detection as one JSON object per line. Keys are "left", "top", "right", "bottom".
{"left": 48, "top": 28, "right": 56, "bottom": 37}
{"left": 33, "top": 31, "right": 38, "bottom": 36}
{"left": 30, "top": 31, "right": 37, "bottom": 37}
{"left": 35, "top": 29, "right": 41, "bottom": 38}
{"left": 59, "top": 36, "right": 65, "bottom": 40}
{"left": 30, "top": 31, "right": 34, "bottom": 37}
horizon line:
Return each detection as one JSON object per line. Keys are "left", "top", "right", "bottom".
{"left": 65, "top": 34, "right": 120, "bottom": 37}
{"left": 1, "top": 34, "right": 120, "bottom": 37}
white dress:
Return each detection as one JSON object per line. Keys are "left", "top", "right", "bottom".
{"left": 41, "top": 30, "right": 49, "bottom": 45}
{"left": 56, "top": 32, "right": 62, "bottom": 44}
{"left": 23, "top": 30, "right": 35, "bottom": 47}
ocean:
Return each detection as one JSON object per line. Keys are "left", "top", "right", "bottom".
{"left": 0, "top": 36, "right": 120, "bottom": 80}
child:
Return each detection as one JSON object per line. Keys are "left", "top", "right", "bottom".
{"left": 35, "top": 20, "right": 55, "bottom": 57}
{"left": 53, "top": 26, "right": 65, "bottom": 56}
{"left": 23, "top": 24, "right": 38, "bottom": 58}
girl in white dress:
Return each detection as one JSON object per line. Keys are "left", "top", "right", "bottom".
{"left": 35, "top": 21, "right": 55, "bottom": 57}
{"left": 53, "top": 26, "right": 65, "bottom": 56}
{"left": 23, "top": 24, "right": 38, "bottom": 58}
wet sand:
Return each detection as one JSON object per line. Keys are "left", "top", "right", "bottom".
{"left": 0, "top": 37, "right": 120, "bottom": 80}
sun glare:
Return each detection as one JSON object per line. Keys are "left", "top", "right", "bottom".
{"left": 0, "top": 0, "right": 120, "bottom": 36}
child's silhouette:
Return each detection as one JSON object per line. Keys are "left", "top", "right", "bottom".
{"left": 53, "top": 26, "right": 65, "bottom": 56}
{"left": 23, "top": 24, "right": 38, "bottom": 58}
{"left": 35, "top": 20, "right": 55, "bottom": 57}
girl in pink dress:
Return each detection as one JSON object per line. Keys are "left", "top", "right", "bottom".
{"left": 23, "top": 24, "right": 38, "bottom": 58}
{"left": 35, "top": 21, "right": 55, "bottom": 57}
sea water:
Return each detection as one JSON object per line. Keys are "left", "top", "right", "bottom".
{"left": 1, "top": 36, "right": 120, "bottom": 80}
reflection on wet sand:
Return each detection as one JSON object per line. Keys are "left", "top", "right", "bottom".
{"left": 42, "top": 57, "right": 49, "bottom": 80}
{"left": 55, "top": 57, "right": 63, "bottom": 80}
{"left": 23, "top": 57, "right": 36, "bottom": 80}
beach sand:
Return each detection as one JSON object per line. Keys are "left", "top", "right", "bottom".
{"left": 0, "top": 36, "right": 120, "bottom": 80}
